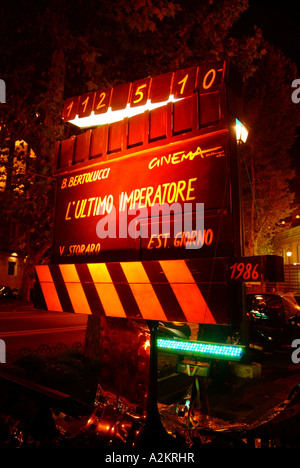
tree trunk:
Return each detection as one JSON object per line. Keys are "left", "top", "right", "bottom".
{"left": 83, "top": 315, "right": 103, "bottom": 361}
{"left": 249, "top": 151, "right": 256, "bottom": 256}
{"left": 21, "top": 244, "right": 51, "bottom": 303}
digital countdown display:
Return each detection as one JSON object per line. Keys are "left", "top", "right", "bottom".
{"left": 62, "top": 63, "right": 226, "bottom": 128}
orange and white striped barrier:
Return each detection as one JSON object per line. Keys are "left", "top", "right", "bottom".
{"left": 35, "top": 259, "right": 219, "bottom": 324}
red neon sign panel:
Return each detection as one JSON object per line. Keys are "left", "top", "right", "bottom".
{"left": 53, "top": 132, "right": 232, "bottom": 264}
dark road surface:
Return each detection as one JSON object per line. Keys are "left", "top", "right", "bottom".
{"left": 0, "top": 302, "right": 87, "bottom": 361}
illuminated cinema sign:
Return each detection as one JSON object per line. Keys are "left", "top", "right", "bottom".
{"left": 54, "top": 61, "right": 242, "bottom": 265}
{"left": 54, "top": 132, "right": 231, "bottom": 263}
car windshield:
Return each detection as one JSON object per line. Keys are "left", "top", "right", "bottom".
{"left": 247, "top": 293, "right": 300, "bottom": 323}
{"left": 281, "top": 294, "right": 300, "bottom": 319}
{"left": 247, "top": 294, "right": 284, "bottom": 325}
{"left": 293, "top": 294, "right": 300, "bottom": 306}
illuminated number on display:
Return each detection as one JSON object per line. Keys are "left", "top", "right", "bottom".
{"left": 172, "top": 68, "right": 197, "bottom": 98}
{"left": 63, "top": 97, "right": 79, "bottom": 120}
{"left": 96, "top": 92, "right": 106, "bottom": 110}
{"left": 80, "top": 96, "right": 89, "bottom": 114}
{"left": 252, "top": 264, "right": 259, "bottom": 280}
{"left": 203, "top": 69, "right": 216, "bottom": 89}
{"left": 78, "top": 93, "right": 94, "bottom": 117}
{"left": 229, "top": 262, "right": 260, "bottom": 281}
{"left": 177, "top": 74, "right": 189, "bottom": 95}
{"left": 94, "top": 89, "right": 111, "bottom": 114}
{"left": 133, "top": 84, "right": 147, "bottom": 104}
{"left": 65, "top": 101, "right": 73, "bottom": 118}
{"left": 130, "top": 79, "right": 150, "bottom": 106}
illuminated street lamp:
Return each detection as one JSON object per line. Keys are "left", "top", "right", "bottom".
{"left": 287, "top": 249, "right": 292, "bottom": 291}
{"left": 235, "top": 118, "right": 249, "bottom": 144}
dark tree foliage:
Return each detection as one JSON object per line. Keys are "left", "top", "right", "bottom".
{"left": 242, "top": 44, "right": 300, "bottom": 254}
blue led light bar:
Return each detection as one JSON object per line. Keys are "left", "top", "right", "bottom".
{"left": 157, "top": 338, "right": 244, "bottom": 361}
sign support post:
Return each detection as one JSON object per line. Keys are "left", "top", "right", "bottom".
{"left": 135, "top": 320, "right": 175, "bottom": 448}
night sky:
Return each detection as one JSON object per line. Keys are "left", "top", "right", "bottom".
{"left": 236, "top": 0, "right": 300, "bottom": 70}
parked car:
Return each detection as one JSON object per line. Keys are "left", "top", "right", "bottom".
{"left": 246, "top": 292, "right": 300, "bottom": 351}
{"left": 293, "top": 293, "right": 300, "bottom": 306}
{"left": 0, "top": 286, "right": 13, "bottom": 300}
